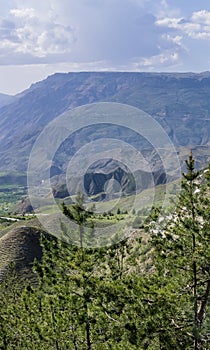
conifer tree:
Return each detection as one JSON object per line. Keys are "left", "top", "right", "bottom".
{"left": 148, "top": 153, "right": 210, "bottom": 349}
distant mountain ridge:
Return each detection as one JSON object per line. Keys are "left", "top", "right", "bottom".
{"left": 0, "top": 93, "right": 15, "bottom": 108}
{"left": 0, "top": 71, "right": 210, "bottom": 179}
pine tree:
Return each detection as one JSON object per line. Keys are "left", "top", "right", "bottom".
{"left": 148, "top": 153, "right": 210, "bottom": 348}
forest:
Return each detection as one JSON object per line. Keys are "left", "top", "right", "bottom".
{"left": 0, "top": 154, "right": 209, "bottom": 350}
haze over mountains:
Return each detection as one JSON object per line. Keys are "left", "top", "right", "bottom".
{"left": 0, "top": 71, "right": 210, "bottom": 196}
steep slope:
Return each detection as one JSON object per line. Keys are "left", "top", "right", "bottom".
{"left": 0, "top": 225, "right": 50, "bottom": 280}
{"left": 0, "top": 93, "right": 15, "bottom": 108}
{"left": 0, "top": 71, "right": 210, "bottom": 173}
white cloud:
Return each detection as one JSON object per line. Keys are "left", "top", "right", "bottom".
{"left": 162, "top": 34, "right": 183, "bottom": 45}
{"left": 0, "top": 0, "right": 167, "bottom": 65}
{"left": 156, "top": 17, "right": 182, "bottom": 29}
{"left": 14, "top": 23, "right": 74, "bottom": 56}
{"left": 10, "top": 7, "right": 37, "bottom": 18}
{"left": 0, "top": 4, "right": 75, "bottom": 60}
{"left": 133, "top": 50, "right": 180, "bottom": 70}
{"left": 191, "top": 10, "right": 210, "bottom": 25}
{"left": 156, "top": 10, "right": 210, "bottom": 41}
{"left": 192, "top": 31, "right": 210, "bottom": 40}
{"left": 0, "top": 0, "right": 189, "bottom": 72}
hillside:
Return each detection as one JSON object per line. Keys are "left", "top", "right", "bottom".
{"left": 0, "top": 223, "right": 50, "bottom": 280}
{"left": 0, "top": 71, "right": 210, "bottom": 175}
{"left": 0, "top": 93, "right": 15, "bottom": 108}
{"left": 0, "top": 157, "right": 209, "bottom": 349}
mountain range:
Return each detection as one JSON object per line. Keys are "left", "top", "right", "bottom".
{"left": 1, "top": 71, "right": 210, "bottom": 197}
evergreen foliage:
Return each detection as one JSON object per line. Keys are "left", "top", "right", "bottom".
{"left": 0, "top": 155, "right": 209, "bottom": 349}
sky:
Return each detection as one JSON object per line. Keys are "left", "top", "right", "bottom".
{"left": 1, "top": 0, "right": 210, "bottom": 94}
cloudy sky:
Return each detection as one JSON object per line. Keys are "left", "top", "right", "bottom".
{"left": 1, "top": 0, "right": 210, "bottom": 94}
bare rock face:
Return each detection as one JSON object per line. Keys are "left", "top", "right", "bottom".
{"left": 51, "top": 156, "right": 168, "bottom": 201}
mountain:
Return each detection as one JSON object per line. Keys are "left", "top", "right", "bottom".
{"left": 0, "top": 71, "right": 210, "bottom": 197}
{"left": 0, "top": 93, "right": 15, "bottom": 108}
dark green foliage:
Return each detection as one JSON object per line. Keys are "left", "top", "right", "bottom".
{"left": 0, "top": 157, "right": 210, "bottom": 349}
{"left": 148, "top": 153, "right": 210, "bottom": 349}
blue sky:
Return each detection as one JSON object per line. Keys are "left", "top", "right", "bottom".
{"left": 1, "top": 0, "right": 210, "bottom": 94}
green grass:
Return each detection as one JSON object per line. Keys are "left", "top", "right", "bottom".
{"left": 0, "top": 192, "right": 27, "bottom": 215}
